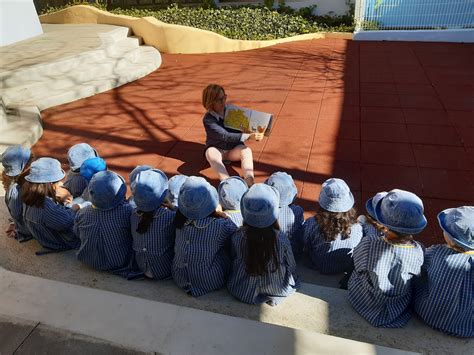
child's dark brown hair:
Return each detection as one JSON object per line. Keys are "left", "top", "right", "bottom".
{"left": 21, "top": 181, "right": 59, "bottom": 208}
{"left": 315, "top": 206, "right": 357, "bottom": 241}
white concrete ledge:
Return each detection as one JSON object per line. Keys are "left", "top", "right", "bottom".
{"left": 0, "top": 266, "right": 415, "bottom": 355}
{"left": 353, "top": 29, "right": 474, "bottom": 43}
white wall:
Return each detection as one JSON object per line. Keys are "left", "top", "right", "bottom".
{"left": 220, "top": 0, "right": 353, "bottom": 16}
{"left": 0, "top": 0, "right": 43, "bottom": 47}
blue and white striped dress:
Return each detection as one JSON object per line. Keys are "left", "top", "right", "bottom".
{"left": 131, "top": 207, "right": 176, "bottom": 280}
{"left": 414, "top": 245, "right": 473, "bottom": 338}
{"left": 227, "top": 229, "right": 299, "bottom": 306}
{"left": 278, "top": 204, "right": 305, "bottom": 255}
{"left": 172, "top": 217, "right": 237, "bottom": 297}
{"left": 225, "top": 210, "right": 243, "bottom": 227}
{"left": 303, "top": 217, "right": 363, "bottom": 274}
{"left": 5, "top": 183, "right": 32, "bottom": 241}
{"left": 64, "top": 171, "right": 88, "bottom": 198}
{"left": 23, "top": 197, "right": 80, "bottom": 250}
{"left": 348, "top": 236, "right": 424, "bottom": 328}
{"left": 75, "top": 202, "right": 134, "bottom": 275}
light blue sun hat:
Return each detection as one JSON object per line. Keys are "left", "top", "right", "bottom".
{"left": 241, "top": 183, "right": 280, "bottom": 228}
{"left": 319, "top": 178, "right": 354, "bottom": 213}
{"left": 25, "top": 158, "right": 65, "bottom": 183}
{"left": 366, "top": 191, "right": 388, "bottom": 219}
{"left": 264, "top": 171, "right": 297, "bottom": 207}
{"left": 88, "top": 171, "right": 126, "bottom": 210}
{"left": 374, "top": 189, "right": 427, "bottom": 235}
{"left": 132, "top": 169, "right": 169, "bottom": 212}
{"left": 80, "top": 157, "right": 107, "bottom": 182}
{"left": 218, "top": 176, "right": 248, "bottom": 210}
{"left": 0, "top": 145, "right": 31, "bottom": 177}
{"left": 67, "top": 143, "right": 97, "bottom": 171}
{"left": 129, "top": 165, "right": 153, "bottom": 185}
{"left": 178, "top": 176, "right": 218, "bottom": 220}
{"left": 166, "top": 174, "right": 188, "bottom": 209}
{"left": 438, "top": 206, "right": 474, "bottom": 251}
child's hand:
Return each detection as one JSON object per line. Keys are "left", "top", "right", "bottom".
{"left": 6, "top": 222, "right": 16, "bottom": 238}
{"left": 55, "top": 185, "right": 73, "bottom": 205}
{"left": 71, "top": 204, "right": 81, "bottom": 212}
{"left": 215, "top": 210, "right": 229, "bottom": 219}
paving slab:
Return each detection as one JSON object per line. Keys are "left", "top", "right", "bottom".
{"left": 0, "top": 316, "right": 37, "bottom": 355}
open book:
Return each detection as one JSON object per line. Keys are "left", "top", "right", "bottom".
{"left": 223, "top": 104, "right": 273, "bottom": 136}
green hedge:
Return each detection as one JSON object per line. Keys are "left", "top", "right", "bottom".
{"left": 41, "top": 3, "right": 354, "bottom": 41}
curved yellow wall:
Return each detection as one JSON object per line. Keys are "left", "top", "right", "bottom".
{"left": 39, "top": 5, "right": 351, "bottom": 54}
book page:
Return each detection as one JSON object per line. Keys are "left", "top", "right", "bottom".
{"left": 224, "top": 104, "right": 273, "bottom": 136}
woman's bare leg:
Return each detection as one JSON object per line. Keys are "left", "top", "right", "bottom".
{"left": 205, "top": 147, "right": 230, "bottom": 181}
{"left": 226, "top": 145, "right": 255, "bottom": 185}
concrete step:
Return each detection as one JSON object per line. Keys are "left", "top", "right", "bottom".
{"left": 0, "top": 266, "right": 416, "bottom": 355}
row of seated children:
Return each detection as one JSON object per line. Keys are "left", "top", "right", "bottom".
{"left": 1, "top": 144, "right": 472, "bottom": 338}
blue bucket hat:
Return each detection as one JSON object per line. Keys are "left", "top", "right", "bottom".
{"left": 319, "top": 178, "right": 354, "bottom": 213}
{"left": 241, "top": 184, "right": 280, "bottom": 228}
{"left": 88, "top": 171, "right": 126, "bottom": 210}
{"left": 438, "top": 206, "right": 474, "bottom": 251}
{"left": 178, "top": 176, "right": 218, "bottom": 220}
{"left": 264, "top": 171, "right": 297, "bottom": 207}
{"left": 25, "top": 158, "right": 65, "bottom": 183}
{"left": 131, "top": 169, "right": 169, "bottom": 212}
{"left": 1, "top": 145, "right": 31, "bottom": 177}
{"left": 80, "top": 157, "right": 107, "bottom": 182}
{"left": 166, "top": 174, "right": 188, "bottom": 208}
{"left": 365, "top": 192, "right": 388, "bottom": 219}
{"left": 218, "top": 176, "right": 248, "bottom": 210}
{"left": 374, "top": 189, "right": 427, "bottom": 235}
{"left": 129, "top": 165, "right": 153, "bottom": 185}
{"left": 67, "top": 143, "right": 97, "bottom": 171}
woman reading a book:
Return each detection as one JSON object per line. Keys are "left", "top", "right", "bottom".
{"left": 202, "top": 84, "right": 263, "bottom": 186}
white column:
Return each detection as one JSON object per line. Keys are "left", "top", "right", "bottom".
{"left": 0, "top": 0, "right": 43, "bottom": 47}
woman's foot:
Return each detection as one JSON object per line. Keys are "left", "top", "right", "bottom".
{"left": 244, "top": 175, "right": 255, "bottom": 187}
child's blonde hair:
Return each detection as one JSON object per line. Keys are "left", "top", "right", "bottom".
{"left": 202, "top": 84, "right": 225, "bottom": 111}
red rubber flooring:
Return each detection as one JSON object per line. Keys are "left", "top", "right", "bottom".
{"left": 34, "top": 39, "right": 474, "bottom": 246}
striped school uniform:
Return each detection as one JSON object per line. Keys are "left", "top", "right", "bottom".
{"left": 414, "top": 245, "right": 473, "bottom": 338}
{"left": 5, "top": 183, "right": 32, "bottom": 242}
{"left": 303, "top": 217, "right": 363, "bottom": 274}
{"left": 348, "top": 236, "right": 424, "bottom": 328}
{"left": 172, "top": 217, "right": 237, "bottom": 297}
{"left": 131, "top": 207, "right": 176, "bottom": 280}
{"left": 75, "top": 202, "right": 134, "bottom": 275}
{"left": 278, "top": 204, "right": 305, "bottom": 255}
{"left": 23, "top": 197, "right": 80, "bottom": 250}
{"left": 64, "top": 170, "right": 88, "bottom": 198}
{"left": 225, "top": 210, "right": 243, "bottom": 228}
{"left": 227, "top": 229, "right": 299, "bottom": 305}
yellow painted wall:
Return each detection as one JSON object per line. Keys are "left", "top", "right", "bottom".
{"left": 39, "top": 5, "right": 352, "bottom": 54}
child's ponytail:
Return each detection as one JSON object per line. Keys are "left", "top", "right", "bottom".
{"left": 243, "top": 221, "right": 280, "bottom": 276}
{"left": 136, "top": 210, "right": 154, "bottom": 234}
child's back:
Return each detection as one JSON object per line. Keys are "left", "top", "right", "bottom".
{"left": 414, "top": 207, "right": 474, "bottom": 338}
{"left": 75, "top": 171, "right": 133, "bottom": 275}
{"left": 228, "top": 228, "right": 298, "bottom": 305}
{"left": 304, "top": 216, "right": 362, "bottom": 274}
{"left": 130, "top": 169, "right": 175, "bottom": 280}
{"left": 348, "top": 189, "right": 426, "bottom": 328}
{"left": 172, "top": 176, "right": 237, "bottom": 297}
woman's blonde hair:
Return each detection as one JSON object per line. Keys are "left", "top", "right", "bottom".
{"left": 202, "top": 84, "right": 225, "bottom": 111}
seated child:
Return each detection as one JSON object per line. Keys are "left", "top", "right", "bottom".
{"left": 128, "top": 165, "right": 152, "bottom": 209}
{"left": 348, "top": 189, "right": 425, "bottom": 328}
{"left": 265, "top": 172, "right": 304, "bottom": 254}
{"left": 131, "top": 169, "right": 176, "bottom": 280}
{"left": 22, "top": 158, "right": 80, "bottom": 252}
{"left": 1, "top": 145, "right": 33, "bottom": 241}
{"left": 414, "top": 206, "right": 473, "bottom": 338}
{"left": 303, "top": 178, "right": 363, "bottom": 274}
{"left": 69, "top": 156, "right": 107, "bottom": 209}
{"left": 227, "top": 184, "right": 299, "bottom": 306}
{"left": 64, "top": 143, "right": 98, "bottom": 198}
{"left": 172, "top": 176, "right": 237, "bottom": 297}
{"left": 358, "top": 192, "right": 387, "bottom": 238}
{"left": 218, "top": 176, "right": 248, "bottom": 227}
{"left": 165, "top": 174, "right": 187, "bottom": 210}
{"left": 75, "top": 170, "right": 134, "bottom": 276}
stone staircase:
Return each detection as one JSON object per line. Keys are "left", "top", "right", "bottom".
{"left": 0, "top": 24, "right": 162, "bottom": 152}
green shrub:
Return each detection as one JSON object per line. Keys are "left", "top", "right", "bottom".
{"left": 41, "top": 3, "right": 355, "bottom": 40}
